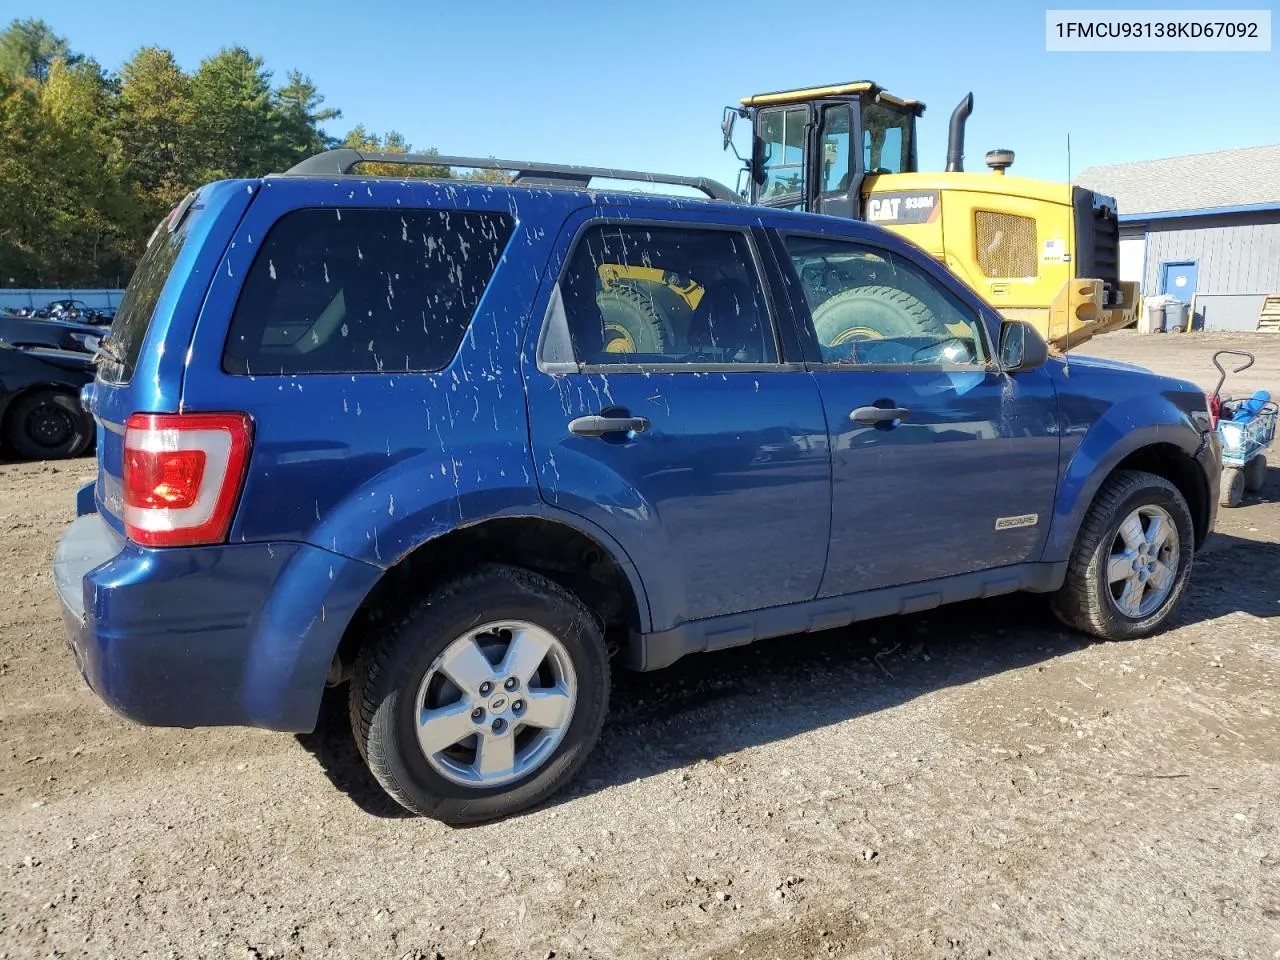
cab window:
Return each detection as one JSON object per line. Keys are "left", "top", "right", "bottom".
{"left": 758, "top": 106, "right": 807, "bottom": 200}
{"left": 862, "top": 101, "right": 912, "bottom": 175}
{"left": 820, "top": 105, "right": 853, "bottom": 194}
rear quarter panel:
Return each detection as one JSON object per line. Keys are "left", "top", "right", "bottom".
{"left": 181, "top": 179, "right": 577, "bottom": 565}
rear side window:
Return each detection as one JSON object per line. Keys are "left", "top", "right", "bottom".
{"left": 223, "top": 208, "right": 514, "bottom": 375}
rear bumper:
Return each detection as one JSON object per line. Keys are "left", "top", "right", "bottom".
{"left": 53, "top": 513, "right": 382, "bottom": 732}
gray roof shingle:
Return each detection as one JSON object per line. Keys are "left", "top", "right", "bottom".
{"left": 1074, "top": 144, "right": 1280, "bottom": 216}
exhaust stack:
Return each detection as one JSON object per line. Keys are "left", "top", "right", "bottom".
{"left": 945, "top": 93, "right": 974, "bottom": 173}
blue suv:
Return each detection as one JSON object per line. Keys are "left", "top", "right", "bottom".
{"left": 54, "top": 150, "right": 1219, "bottom": 823}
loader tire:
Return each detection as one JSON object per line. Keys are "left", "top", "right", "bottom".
{"left": 812, "top": 284, "right": 949, "bottom": 347}
{"left": 596, "top": 286, "right": 670, "bottom": 355}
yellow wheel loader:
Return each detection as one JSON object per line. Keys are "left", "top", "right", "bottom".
{"left": 718, "top": 81, "right": 1139, "bottom": 350}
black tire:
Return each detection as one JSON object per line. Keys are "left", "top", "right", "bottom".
{"left": 5, "top": 389, "right": 93, "bottom": 461}
{"left": 349, "top": 564, "right": 609, "bottom": 824}
{"left": 811, "top": 284, "right": 948, "bottom": 346}
{"left": 1050, "top": 470, "right": 1195, "bottom": 641}
{"left": 596, "top": 286, "right": 669, "bottom": 354}
{"left": 1244, "top": 455, "right": 1267, "bottom": 494}
{"left": 1220, "top": 467, "right": 1244, "bottom": 507}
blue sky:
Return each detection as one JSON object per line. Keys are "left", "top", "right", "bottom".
{"left": 34, "top": 0, "right": 1280, "bottom": 188}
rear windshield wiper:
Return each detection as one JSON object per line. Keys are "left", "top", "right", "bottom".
{"left": 88, "top": 336, "right": 129, "bottom": 373}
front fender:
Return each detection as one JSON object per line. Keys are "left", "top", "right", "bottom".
{"left": 1043, "top": 393, "right": 1205, "bottom": 562}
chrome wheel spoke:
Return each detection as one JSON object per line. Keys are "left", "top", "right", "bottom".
{"left": 1145, "top": 514, "right": 1169, "bottom": 550}
{"left": 1148, "top": 561, "right": 1175, "bottom": 592}
{"left": 501, "top": 626, "right": 553, "bottom": 685}
{"left": 1118, "top": 514, "right": 1144, "bottom": 550}
{"left": 417, "top": 619, "right": 579, "bottom": 789}
{"left": 417, "top": 700, "right": 476, "bottom": 756}
{"left": 438, "top": 637, "right": 494, "bottom": 693}
{"left": 1118, "top": 576, "right": 1145, "bottom": 616}
{"left": 521, "top": 688, "right": 572, "bottom": 731}
{"left": 475, "top": 732, "right": 516, "bottom": 778}
{"left": 1109, "top": 504, "right": 1181, "bottom": 619}
{"left": 1108, "top": 551, "right": 1136, "bottom": 584}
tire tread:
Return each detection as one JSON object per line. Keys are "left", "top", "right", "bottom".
{"left": 1050, "top": 470, "right": 1193, "bottom": 640}
{"left": 596, "top": 286, "right": 669, "bottom": 353}
{"left": 348, "top": 564, "right": 609, "bottom": 823}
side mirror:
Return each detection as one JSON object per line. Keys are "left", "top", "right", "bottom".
{"left": 999, "top": 319, "right": 1048, "bottom": 372}
{"left": 721, "top": 108, "right": 737, "bottom": 151}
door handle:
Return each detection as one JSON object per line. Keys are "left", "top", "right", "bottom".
{"left": 850, "top": 406, "right": 910, "bottom": 424}
{"left": 568, "top": 414, "right": 651, "bottom": 437}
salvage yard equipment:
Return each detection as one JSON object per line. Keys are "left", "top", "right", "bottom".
{"left": 721, "top": 81, "right": 1139, "bottom": 352}
{"left": 1209, "top": 349, "right": 1275, "bottom": 507}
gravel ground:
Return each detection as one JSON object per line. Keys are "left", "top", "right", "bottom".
{"left": 1, "top": 332, "right": 1277, "bottom": 960}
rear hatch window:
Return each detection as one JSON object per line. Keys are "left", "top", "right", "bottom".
{"left": 221, "top": 208, "right": 515, "bottom": 375}
{"left": 90, "top": 182, "right": 255, "bottom": 535}
{"left": 99, "top": 192, "right": 201, "bottom": 384}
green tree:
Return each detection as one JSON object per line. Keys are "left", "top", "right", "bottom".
{"left": 462, "top": 163, "right": 511, "bottom": 183}
{"left": 0, "top": 63, "right": 132, "bottom": 287}
{"left": 117, "top": 47, "right": 193, "bottom": 204}
{"left": 339, "top": 126, "right": 451, "bottom": 177}
{"left": 337, "top": 130, "right": 509, "bottom": 181}
{"left": 41, "top": 56, "right": 112, "bottom": 127}
{"left": 0, "top": 18, "right": 75, "bottom": 84}
{"left": 340, "top": 124, "right": 408, "bottom": 153}
{"left": 0, "top": 75, "right": 46, "bottom": 282}
{"left": 273, "top": 70, "right": 340, "bottom": 164}
{"left": 0, "top": 29, "right": 503, "bottom": 288}
{"left": 39, "top": 58, "right": 133, "bottom": 285}
{"left": 187, "top": 46, "right": 278, "bottom": 180}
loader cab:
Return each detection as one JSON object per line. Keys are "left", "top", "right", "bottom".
{"left": 727, "top": 81, "right": 923, "bottom": 218}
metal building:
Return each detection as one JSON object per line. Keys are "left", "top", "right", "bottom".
{"left": 1076, "top": 145, "right": 1280, "bottom": 331}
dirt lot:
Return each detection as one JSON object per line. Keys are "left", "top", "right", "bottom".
{"left": 1, "top": 332, "right": 1277, "bottom": 960}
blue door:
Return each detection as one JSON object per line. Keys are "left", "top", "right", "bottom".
{"left": 523, "top": 213, "right": 832, "bottom": 630}
{"left": 773, "top": 231, "right": 1061, "bottom": 596}
{"left": 1161, "top": 261, "right": 1198, "bottom": 302}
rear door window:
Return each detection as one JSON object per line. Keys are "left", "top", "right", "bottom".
{"left": 550, "top": 223, "right": 779, "bottom": 367}
{"left": 222, "top": 208, "right": 515, "bottom": 375}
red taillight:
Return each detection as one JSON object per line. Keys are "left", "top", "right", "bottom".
{"left": 124, "top": 448, "right": 207, "bottom": 509}
{"left": 123, "top": 413, "right": 253, "bottom": 547}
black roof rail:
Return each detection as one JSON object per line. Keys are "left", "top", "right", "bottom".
{"left": 282, "top": 149, "right": 743, "bottom": 204}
